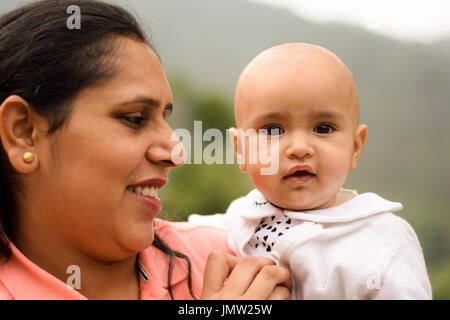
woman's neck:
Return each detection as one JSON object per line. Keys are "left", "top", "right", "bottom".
{"left": 10, "top": 211, "right": 141, "bottom": 300}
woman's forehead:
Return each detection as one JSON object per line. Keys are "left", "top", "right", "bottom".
{"left": 111, "top": 38, "right": 165, "bottom": 82}
{"left": 76, "top": 38, "right": 171, "bottom": 107}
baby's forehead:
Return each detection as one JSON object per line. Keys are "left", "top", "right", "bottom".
{"left": 235, "top": 43, "right": 359, "bottom": 127}
{"left": 242, "top": 44, "right": 351, "bottom": 85}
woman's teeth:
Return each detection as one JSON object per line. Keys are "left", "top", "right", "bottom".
{"left": 127, "top": 185, "right": 158, "bottom": 198}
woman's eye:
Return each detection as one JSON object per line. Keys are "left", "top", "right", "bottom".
{"left": 314, "top": 123, "right": 335, "bottom": 134}
{"left": 261, "top": 125, "right": 285, "bottom": 136}
{"left": 163, "top": 109, "right": 172, "bottom": 119}
{"left": 123, "top": 114, "right": 146, "bottom": 127}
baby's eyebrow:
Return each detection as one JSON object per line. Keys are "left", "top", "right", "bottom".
{"left": 308, "top": 110, "right": 346, "bottom": 122}
{"left": 252, "top": 111, "right": 289, "bottom": 123}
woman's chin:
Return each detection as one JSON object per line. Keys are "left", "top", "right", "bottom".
{"left": 118, "top": 225, "right": 155, "bottom": 254}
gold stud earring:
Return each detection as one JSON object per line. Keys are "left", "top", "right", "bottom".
{"left": 22, "top": 152, "right": 35, "bottom": 164}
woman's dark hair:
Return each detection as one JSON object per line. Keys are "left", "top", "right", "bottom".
{"left": 0, "top": 0, "right": 195, "bottom": 299}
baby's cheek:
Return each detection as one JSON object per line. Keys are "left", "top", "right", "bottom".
{"left": 248, "top": 166, "right": 274, "bottom": 190}
{"left": 321, "top": 158, "right": 351, "bottom": 191}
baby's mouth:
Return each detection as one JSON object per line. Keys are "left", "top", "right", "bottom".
{"left": 283, "top": 166, "right": 316, "bottom": 186}
{"left": 284, "top": 170, "right": 316, "bottom": 179}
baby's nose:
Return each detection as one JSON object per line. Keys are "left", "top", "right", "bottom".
{"left": 285, "top": 134, "right": 314, "bottom": 159}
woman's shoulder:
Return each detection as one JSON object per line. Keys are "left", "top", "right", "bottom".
{"left": 0, "top": 279, "right": 12, "bottom": 300}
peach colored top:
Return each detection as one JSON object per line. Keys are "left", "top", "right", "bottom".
{"left": 0, "top": 219, "right": 234, "bottom": 300}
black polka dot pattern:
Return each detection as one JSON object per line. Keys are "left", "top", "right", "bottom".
{"left": 247, "top": 212, "right": 294, "bottom": 255}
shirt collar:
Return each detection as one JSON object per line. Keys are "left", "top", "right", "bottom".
{"left": 137, "top": 219, "right": 192, "bottom": 299}
{"left": 0, "top": 241, "right": 86, "bottom": 300}
{"left": 138, "top": 241, "right": 189, "bottom": 300}
{"left": 237, "top": 189, "right": 283, "bottom": 220}
{"left": 238, "top": 189, "right": 402, "bottom": 223}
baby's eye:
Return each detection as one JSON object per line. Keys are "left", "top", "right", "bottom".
{"left": 261, "top": 125, "right": 285, "bottom": 136}
{"left": 314, "top": 123, "right": 335, "bottom": 134}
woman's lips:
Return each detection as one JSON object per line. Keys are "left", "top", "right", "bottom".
{"left": 129, "top": 178, "right": 167, "bottom": 189}
{"left": 126, "top": 189, "right": 162, "bottom": 214}
{"left": 126, "top": 178, "right": 167, "bottom": 215}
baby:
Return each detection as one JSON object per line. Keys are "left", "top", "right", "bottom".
{"left": 189, "top": 43, "right": 432, "bottom": 299}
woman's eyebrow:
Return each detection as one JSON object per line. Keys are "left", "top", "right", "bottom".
{"left": 115, "top": 96, "right": 161, "bottom": 108}
{"left": 115, "top": 96, "right": 173, "bottom": 113}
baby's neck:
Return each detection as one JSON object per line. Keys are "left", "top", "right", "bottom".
{"left": 319, "top": 189, "right": 358, "bottom": 210}
{"left": 332, "top": 189, "right": 357, "bottom": 207}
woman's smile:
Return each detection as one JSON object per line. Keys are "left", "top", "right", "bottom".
{"left": 126, "top": 177, "right": 168, "bottom": 214}
{"left": 126, "top": 187, "right": 162, "bottom": 214}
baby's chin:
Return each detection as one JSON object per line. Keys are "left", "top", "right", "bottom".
{"left": 263, "top": 195, "right": 306, "bottom": 211}
{"left": 264, "top": 193, "right": 333, "bottom": 211}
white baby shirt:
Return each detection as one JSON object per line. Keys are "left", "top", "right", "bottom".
{"left": 189, "top": 189, "right": 432, "bottom": 299}
{"left": 245, "top": 210, "right": 300, "bottom": 258}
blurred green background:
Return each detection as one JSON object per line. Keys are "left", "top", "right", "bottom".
{"left": 2, "top": 0, "right": 449, "bottom": 299}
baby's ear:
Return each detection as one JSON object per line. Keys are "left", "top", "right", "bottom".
{"left": 228, "top": 127, "right": 247, "bottom": 173}
{"left": 351, "top": 124, "right": 368, "bottom": 170}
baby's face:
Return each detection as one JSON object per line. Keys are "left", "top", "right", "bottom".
{"left": 233, "top": 44, "right": 367, "bottom": 210}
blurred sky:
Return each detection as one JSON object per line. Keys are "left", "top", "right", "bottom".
{"left": 250, "top": 0, "right": 450, "bottom": 43}
{"left": 1, "top": 0, "right": 449, "bottom": 43}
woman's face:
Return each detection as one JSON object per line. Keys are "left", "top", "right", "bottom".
{"left": 35, "top": 38, "right": 181, "bottom": 261}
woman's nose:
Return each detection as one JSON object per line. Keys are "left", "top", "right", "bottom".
{"left": 146, "top": 123, "right": 185, "bottom": 168}
{"left": 285, "top": 131, "right": 314, "bottom": 160}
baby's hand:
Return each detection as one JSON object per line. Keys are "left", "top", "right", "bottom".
{"left": 201, "top": 250, "right": 291, "bottom": 300}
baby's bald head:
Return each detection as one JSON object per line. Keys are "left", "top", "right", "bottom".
{"left": 234, "top": 43, "right": 359, "bottom": 129}
{"left": 230, "top": 43, "right": 368, "bottom": 211}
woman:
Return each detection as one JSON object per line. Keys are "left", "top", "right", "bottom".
{"left": 0, "top": 0, "right": 290, "bottom": 299}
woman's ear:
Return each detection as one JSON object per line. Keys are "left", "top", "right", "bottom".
{"left": 351, "top": 124, "right": 368, "bottom": 170}
{"left": 228, "top": 127, "right": 247, "bottom": 173}
{"left": 0, "top": 95, "right": 41, "bottom": 173}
